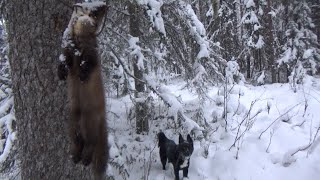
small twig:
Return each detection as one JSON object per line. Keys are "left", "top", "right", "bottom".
{"left": 305, "top": 90, "right": 320, "bottom": 104}
{"left": 145, "top": 144, "right": 157, "bottom": 180}
{"left": 107, "top": 110, "right": 120, "bottom": 119}
{"left": 302, "top": 87, "right": 309, "bottom": 117}
{"left": 266, "top": 129, "right": 274, "bottom": 153}
{"left": 259, "top": 102, "right": 302, "bottom": 139}
{"left": 309, "top": 119, "right": 313, "bottom": 143}
{"left": 292, "top": 119, "right": 307, "bottom": 128}
{"left": 290, "top": 124, "right": 320, "bottom": 156}
{"left": 224, "top": 81, "right": 228, "bottom": 131}
{"left": 229, "top": 99, "right": 260, "bottom": 150}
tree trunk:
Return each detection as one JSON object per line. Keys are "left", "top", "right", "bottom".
{"left": 4, "top": 0, "right": 92, "bottom": 179}
{"left": 265, "top": 0, "right": 276, "bottom": 83}
{"left": 211, "top": 0, "right": 219, "bottom": 20}
{"left": 247, "top": 55, "right": 251, "bottom": 79}
{"left": 310, "top": 0, "right": 320, "bottom": 44}
{"left": 128, "top": 2, "right": 149, "bottom": 134}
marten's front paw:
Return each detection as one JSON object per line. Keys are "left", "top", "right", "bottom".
{"left": 58, "top": 63, "right": 68, "bottom": 80}
{"left": 71, "top": 154, "right": 81, "bottom": 164}
{"left": 79, "top": 61, "right": 90, "bottom": 81}
{"left": 70, "top": 146, "right": 82, "bottom": 164}
{"left": 79, "top": 71, "right": 89, "bottom": 82}
{"left": 70, "top": 135, "right": 83, "bottom": 164}
{"left": 82, "top": 155, "right": 92, "bottom": 166}
{"left": 81, "top": 146, "right": 93, "bottom": 166}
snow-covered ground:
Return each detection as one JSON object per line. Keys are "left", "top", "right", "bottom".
{"left": 107, "top": 76, "right": 320, "bottom": 180}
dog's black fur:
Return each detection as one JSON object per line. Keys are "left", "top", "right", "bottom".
{"left": 158, "top": 132, "right": 194, "bottom": 180}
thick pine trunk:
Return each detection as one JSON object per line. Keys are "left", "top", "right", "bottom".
{"left": 4, "top": 0, "right": 92, "bottom": 179}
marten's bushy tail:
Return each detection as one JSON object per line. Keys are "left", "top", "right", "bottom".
{"left": 92, "top": 122, "right": 108, "bottom": 180}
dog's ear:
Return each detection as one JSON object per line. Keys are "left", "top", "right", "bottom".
{"left": 187, "top": 134, "right": 193, "bottom": 144}
{"left": 179, "top": 134, "right": 184, "bottom": 144}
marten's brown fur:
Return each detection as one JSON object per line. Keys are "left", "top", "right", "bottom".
{"left": 58, "top": 4, "right": 108, "bottom": 179}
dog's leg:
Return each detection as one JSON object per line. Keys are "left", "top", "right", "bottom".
{"left": 183, "top": 167, "right": 189, "bottom": 178}
{"left": 174, "top": 166, "right": 180, "bottom": 180}
{"left": 159, "top": 147, "right": 167, "bottom": 170}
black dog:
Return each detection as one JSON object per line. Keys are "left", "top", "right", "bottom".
{"left": 158, "top": 132, "right": 194, "bottom": 180}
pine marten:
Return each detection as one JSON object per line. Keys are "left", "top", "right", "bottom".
{"left": 58, "top": 3, "right": 108, "bottom": 179}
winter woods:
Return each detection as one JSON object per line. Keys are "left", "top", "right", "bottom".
{"left": 0, "top": 0, "right": 320, "bottom": 179}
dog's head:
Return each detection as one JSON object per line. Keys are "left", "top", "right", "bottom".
{"left": 178, "top": 134, "right": 194, "bottom": 160}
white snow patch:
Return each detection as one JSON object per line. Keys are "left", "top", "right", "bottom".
{"left": 278, "top": 48, "right": 292, "bottom": 65}
{"left": 106, "top": 77, "right": 320, "bottom": 180}
{"left": 303, "top": 49, "right": 313, "bottom": 59}
{"left": 128, "top": 36, "right": 145, "bottom": 70}
{"left": 245, "top": 0, "right": 256, "bottom": 8}
{"left": 257, "top": 71, "right": 265, "bottom": 85}
{"left": 268, "top": 10, "right": 276, "bottom": 17}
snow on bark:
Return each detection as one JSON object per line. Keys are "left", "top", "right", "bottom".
{"left": 225, "top": 60, "right": 245, "bottom": 85}
{"left": 128, "top": 36, "right": 145, "bottom": 70}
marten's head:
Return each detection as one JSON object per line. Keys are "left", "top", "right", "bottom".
{"left": 72, "top": 3, "right": 107, "bottom": 38}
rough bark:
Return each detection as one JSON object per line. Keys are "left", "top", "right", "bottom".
{"left": 4, "top": 0, "right": 93, "bottom": 179}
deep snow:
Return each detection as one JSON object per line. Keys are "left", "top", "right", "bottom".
{"left": 107, "top": 76, "right": 320, "bottom": 180}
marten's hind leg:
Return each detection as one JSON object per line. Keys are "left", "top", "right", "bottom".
{"left": 80, "top": 110, "right": 99, "bottom": 166}
{"left": 70, "top": 108, "right": 84, "bottom": 163}
{"left": 92, "top": 119, "right": 107, "bottom": 176}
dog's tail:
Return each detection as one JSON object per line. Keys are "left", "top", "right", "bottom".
{"left": 158, "top": 132, "right": 167, "bottom": 148}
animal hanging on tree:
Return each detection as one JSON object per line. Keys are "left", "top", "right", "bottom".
{"left": 57, "top": 2, "right": 108, "bottom": 179}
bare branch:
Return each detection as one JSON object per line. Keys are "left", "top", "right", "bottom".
{"left": 105, "top": 43, "right": 145, "bottom": 84}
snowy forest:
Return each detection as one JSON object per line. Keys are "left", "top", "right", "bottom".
{"left": 0, "top": 0, "right": 320, "bottom": 179}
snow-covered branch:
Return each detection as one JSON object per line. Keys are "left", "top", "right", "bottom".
{"left": 136, "top": 0, "right": 166, "bottom": 36}
{"left": 145, "top": 76, "right": 202, "bottom": 134}
{"left": 179, "top": 2, "right": 208, "bottom": 60}
{"left": 128, "top": 36, "right": 145, "bottom": 70}
{"left": 176, "top": 0, "right": 225, "bottom": 83}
